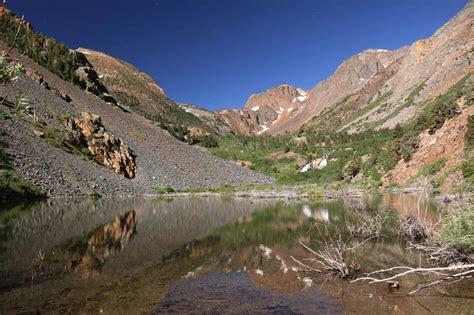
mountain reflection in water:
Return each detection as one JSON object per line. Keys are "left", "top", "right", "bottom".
{"left": 0, "top": 194, "right": 472, "bottom": 314}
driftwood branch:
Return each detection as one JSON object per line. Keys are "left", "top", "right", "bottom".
{"left": 352, "top": 263, "right": 474, "bottom": 294}
{"left": 408, "top": 269, "right": 474, "bottom": 295}
{"left": 290, "top": 255, "right": 321, "bottom": 273}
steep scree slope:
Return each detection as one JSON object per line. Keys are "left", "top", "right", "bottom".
{"left": 0, "top": 43, "right": 273, "bottom": 197}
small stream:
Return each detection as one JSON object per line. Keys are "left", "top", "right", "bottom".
{"left": 0, "top": 193, "right": 472, "bottom": 314}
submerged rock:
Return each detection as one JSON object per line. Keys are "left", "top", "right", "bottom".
{"left": 152, "top": 272, "right": 343, "bottom": 314}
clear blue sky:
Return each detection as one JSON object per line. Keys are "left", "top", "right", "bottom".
{"left": 8, "top": 0, "right": 470, "bottom": 110}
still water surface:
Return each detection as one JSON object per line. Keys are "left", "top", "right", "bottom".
{"left": 0, "top": 193, "right": 472, "bottom": 314}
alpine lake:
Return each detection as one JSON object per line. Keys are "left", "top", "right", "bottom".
{"left": 0, "top": 192, "right": 473, "bottom": 314}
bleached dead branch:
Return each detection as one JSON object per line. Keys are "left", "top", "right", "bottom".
{"left": 352, "top": 263, "right": 474, "bottom": 294}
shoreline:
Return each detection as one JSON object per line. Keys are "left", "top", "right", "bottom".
{"left": 3, "top": 186, "right": 471, "bottom": 214}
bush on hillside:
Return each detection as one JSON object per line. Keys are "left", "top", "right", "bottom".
{"left": 196, "top": 135, "right": 219, "bottom": 148}
{"left": 466, "top": 115, "right": 474, "bottom": 152}
{"left": 442, "top": 207, "right": 474, "bottom": 250}
{"left": 344, "top": 156, "right": 362, "bottom": 179}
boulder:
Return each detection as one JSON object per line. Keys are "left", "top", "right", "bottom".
{"left": 33, "top": 130, "right": 44, "bottom": 138}
{"left": 60, "top": 93, "right": 72, "bottom": 103}
{"left": 65, "top": 112, "right": 137, "bottom": 179}
{"left": 101, "top": 93, "right": 118, "bottom": 105}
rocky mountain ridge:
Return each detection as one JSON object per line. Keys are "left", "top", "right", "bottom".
{"left": 4, "top": 2, "right": 471, "bottom": 139}
{"left": 212, "top": 1, "right": 473, "bottom": 135}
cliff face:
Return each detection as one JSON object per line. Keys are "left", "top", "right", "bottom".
{"left": 377, "top": 1, "right": 474, "bottom": 129}
{"left": 286, "top": 48, "right": 409, "bottom": 133}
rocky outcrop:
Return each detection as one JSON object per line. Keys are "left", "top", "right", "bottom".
{"left": 73, "top": 66, "right": 118, "bottom": 105}
{"left": 66, "top": 112, "right": 137, "bottom": 179}
{"left": 76, "top": 47, "right": 167, "bottom": 102}
{"left": 217, "top": 109, "right": 262, "bottom": 135}
{"left": 25, "top": 69, "right": 50, "bottom": 90}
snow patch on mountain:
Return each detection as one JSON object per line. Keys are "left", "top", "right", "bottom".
{"left": 297, "top": 95, "right": 308, "bottom": 102}
{"left": 296, "top": 88, "right": 307, "bottom": 96}
{"left": 257, "top": 125, "right": 269, "bottom": 135}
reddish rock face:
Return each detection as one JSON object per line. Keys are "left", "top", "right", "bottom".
{"left": 215, "top": 85, "right": 308, "bottom": 135}
{"left": 384, "top": 97, "right": 474, "bottom": 192}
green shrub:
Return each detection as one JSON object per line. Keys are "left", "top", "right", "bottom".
{"left": 132, "top": 131, "right": 145, "bottom": 140}
{"left": 153, "top": 185, "right": 175, "bottom": 194}
{"left": 345, "top": 156, "right": 362, "bottom": 179}
{"left": 461, "top": 157, "right": 474, "bottom": 184}
{"left": 462, "top": 115, "right": 474, "bottom": 185}
{"left": 413, "top": 75, "right": 468, "bottom": 134}
{"left": 466, "top": 115, "right": 474, "bottom": 152}
{"left": 196, "top": 135, "right": 219, "bottom": 148}
{"left": 430, "top": 177, "right": 445, "bottom": 188}
{"left": 385, "top": 182, "right": 400, "bottom": 189}
{"left": 0, "top": 169, "right": 43, "bottom": 197}
{"left": 43, "top": 126, "right": 65, "bottom": 147}
{"left": 88, "top": 192, "right": 102, "bottom": 199}
{"left": 419, "top": 158, "right": 447, "bottom": 176}
{"left": 0, "top": 59, "right": 25, "bottom": 84}
{"left": 442, "top": 207, "right": 474, "bottom": 250}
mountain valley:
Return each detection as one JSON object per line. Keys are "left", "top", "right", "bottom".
{"left": 0, "top": 2, "right": 473, "bottom": 198}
